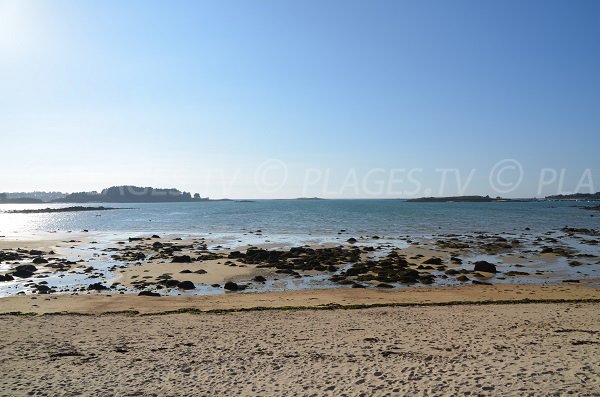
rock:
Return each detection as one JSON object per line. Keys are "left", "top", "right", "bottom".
{"left": 12, "top": 265, "right": 38, "bottom": 278}
{"left": 472, "top": 280, "right": 493, "bottom": 285}
{"left": 376, "top": 283, "right": 394, "bottom": 288}
{"left": 172, "top": 255, "right": 192, "bottom": 263}
{"left": 419, "top": 275, "right": 435, "bottom": 284}
{"left": 151, "top": 235, "right": 161, "bottom": 238}
{"left": 180, "top": 269, "right": 192, "bottom": 273}
{"left": 473, "top": 261, "right": 497, "bottom": 273}
{"left": 505, "top": 271, "right": 530, "bottom": 276}
{"left": 456, "top": 275, "right": 470, "bottom": 282}
{"left": 177, "top": 281, "right": 195, "bottom": 290}
{"left": 228, "top": 251, "right": 243, "bottom": 259}
{"left": 347, "top": 238, "right": 358, "bottom": 244}
{"left": 224, "top": 281, "right": 246, "bottom": 291}
{"left": 165, "top": 279, "right": 180, "bottom": 287}
{"left": 138, "top": 291, "right": 161, "bottom": 297}
{"left": 29, "top": 250, "right": 44, "bottom": 256}
{"left": 352, "top": 283, "right": 367, "bottom": 288}
{"left": 423, "top": 257, "right": 443, "bottom": 265}
{"left": 35, "top": 284, "right": 52, "bottom": 294}
{"left": 152, "top": 242, "right": 164, "bottom": 249}
{"left": 253, "top": 275, "right": 267, "bottom": 283}
{"left": 194, "top": 269, "right": 207, "bottom": 274}
{"left": 0, "top": 274, "right": 14, "bottom": 282}
{"left": 87, "top": 283, "right": 108, "bottom": 291}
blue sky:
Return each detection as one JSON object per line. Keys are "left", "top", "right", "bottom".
{"left": 1, "top": 0, "right": 599, "bottom": 198}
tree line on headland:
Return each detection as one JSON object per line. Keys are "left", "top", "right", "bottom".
{"left": 1, "top": 187, "right": 599, "bottom": 204}
{"left": 0, "top": 186, "right": 208, "bottom": 204}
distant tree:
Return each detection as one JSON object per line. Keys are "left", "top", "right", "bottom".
{"left": 193, "top": 193, "right": 200, "bottom": 199}
{"left": 0, "top": 193, "right": 7, "bottom": 201}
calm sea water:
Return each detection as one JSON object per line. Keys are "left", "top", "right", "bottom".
{"left": 0, "top": 200, "right": 598, "bottom": 239}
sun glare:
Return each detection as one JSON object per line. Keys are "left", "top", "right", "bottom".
{"left": 0, "top": 0, "right": 35, "bottom": 58}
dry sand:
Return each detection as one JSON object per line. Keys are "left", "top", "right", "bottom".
{"left": 0, "top": 302, "right": 598, "bottom": 396}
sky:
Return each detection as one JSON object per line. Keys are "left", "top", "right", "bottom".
{"left": 1, "top": 0, "right": 599, "bottom": 198}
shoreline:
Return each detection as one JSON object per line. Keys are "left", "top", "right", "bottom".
{"left": 1, "top": 228, "right": 599, "bottom": 298}
{"left": 2, "top": 284, "right": 599, "bottom": 315}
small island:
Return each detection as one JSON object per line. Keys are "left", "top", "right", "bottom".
{"left": 406, "top": 195, "right": 509, "bottom": 203}
{"left": 546, "top": 192, "right": 600, "bottom": 201}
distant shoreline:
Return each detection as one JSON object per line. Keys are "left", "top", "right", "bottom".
{"left": 3, "top": 206, "right": 128, "bottom": 214}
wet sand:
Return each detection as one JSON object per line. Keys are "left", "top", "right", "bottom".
{"left": 1, "top": 284, "right": 598, "bottom": 315}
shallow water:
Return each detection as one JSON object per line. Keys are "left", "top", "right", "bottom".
{"left": 1, "top": 200, "right": 598, "bottom": 238}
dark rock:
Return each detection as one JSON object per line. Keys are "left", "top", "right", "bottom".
{"left": 12, "top": 265, "right": 38, "bottom": 278}
{"left": 29, "top": 250, "right": 44, "bottom": 256}
{"left": 180, "top": 269, "right": 192, "bottom": 273}
{"left": 473, "top": 261, "right": 497, "bottom": 273}
{"left": 35, "top": 284, "right": 52, "bottom": 294}
{"left": 472, "top": 280, "right": 493, "bottom": 285}
{"left": 0, "top": 274, "right": 15, "bottom": 282}
{"left": 138, "top": 291, "right": 161, "bottom": 297}
{"left": 193, "top": 269, "right": 207, "bottom": 274}
{"left": 376, "top": 283, "right": 394, "bottom": 288}
{"left": 253, "top": 275, "right": 267, "bottom": 283}
{"left": 423, "top": 257, "right": 443, "bottom": 265}
{"left": 224, "top": 281, "right": 246, "bottom": 291}
{"left": 505, "top": 271, "right": 530, "bottom": 276}
{"left": 151, "top": 235, "right": 161, "bottom": 239}
{"left": 164, "top": 279, "right": 180, "bottom": 287}
{"left": 419, "top": 275, "right": 435, "bottom": 284}
{"left": 172, "top": 255, "right": 192, "bottom": 263}
{"left": 456, "top": 275, "right": 470, "bottom": 282}
{"left": 228, "top": 251, "right": 243, "bottom": 259}
{"left": 177, "top": 281, "right": 195, "bottom": 290}
{"left": 88, "top": 283, "right": 108, "bottom": 291}
{"left": 152, "top": 242, "right": 164, "bottom": 249}
{"left": 347, "top": 238, "right": 357, "bottom": 244}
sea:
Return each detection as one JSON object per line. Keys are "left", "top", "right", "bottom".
{"left": 1, "top": 200, "right": 598, "bottom": 239}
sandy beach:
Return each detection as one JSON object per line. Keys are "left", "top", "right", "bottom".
{"left": 1, "top": 232, "right": 599, "bottom": 396}
{"left": 1, "top": 300, "right": 598, "bottom": 396}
